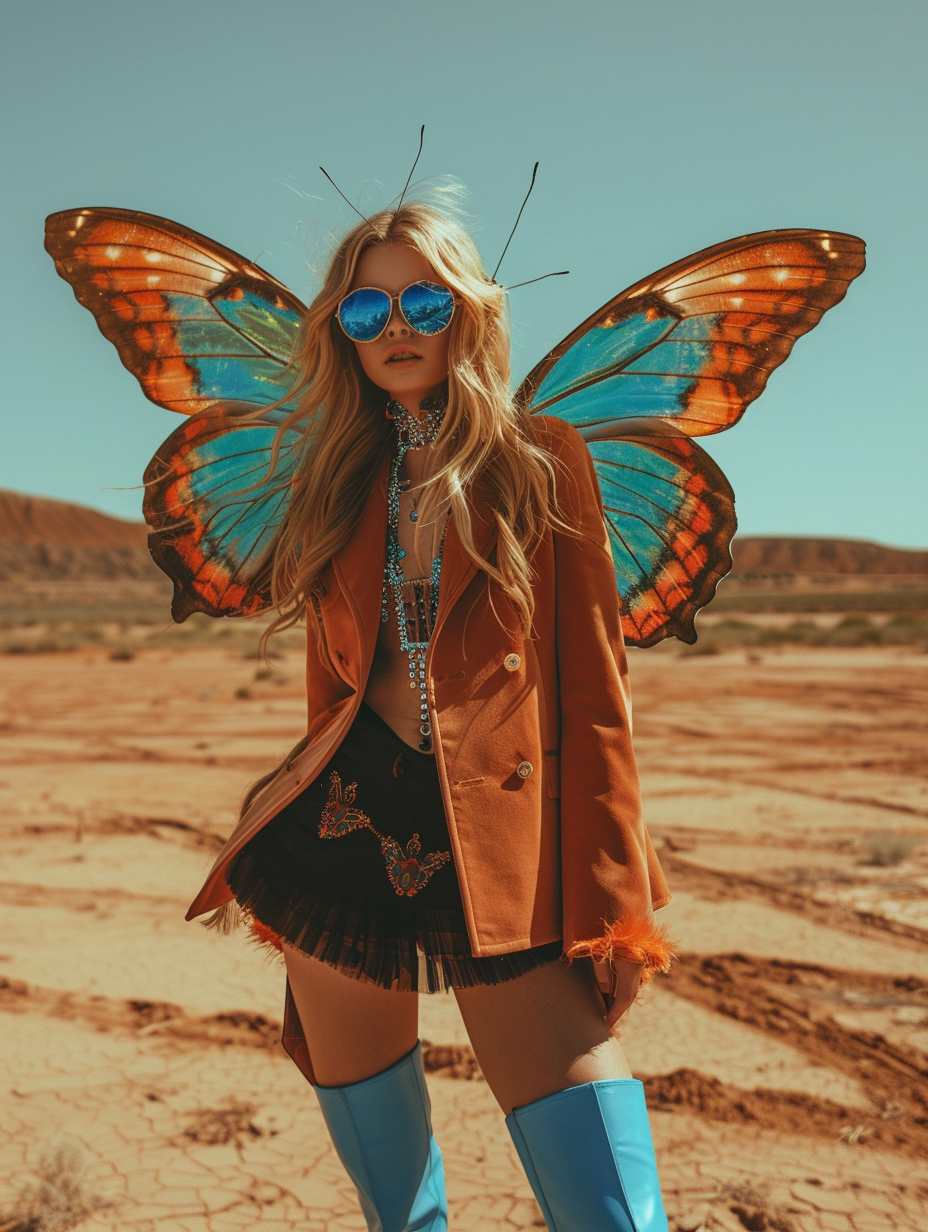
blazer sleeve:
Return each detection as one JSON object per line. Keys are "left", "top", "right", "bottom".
{"left": 546, "top": 418, "right": 674, "bottom": 978}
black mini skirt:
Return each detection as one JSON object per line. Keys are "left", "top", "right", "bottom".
{"left": 226, "top": 701, "right": 563, "bottom": 992}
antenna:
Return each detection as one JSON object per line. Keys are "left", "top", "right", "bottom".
{"left": 492, "top": 161, "right": 539, "bottom": 281}
{"left": 505, "top": 270, "right": 569, "bottom": 291}
{"left": 318, "top": 166, "right": 368, "bottom": 222}
{"left": 396, "top": 125, "right": 425, "bottom": 211}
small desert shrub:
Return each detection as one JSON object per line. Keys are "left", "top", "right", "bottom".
{"left": 234, "top": 686, "right": 252, "bottom": 699}
{"left": 6, "top": 1140, "right": 112, "bottom": 1231}
{"left": 677, "top": 614, "right": 928, "bottom": 655}
{"left": 109, "top": 647, "right": 135, "bottom": 661}
{"left": 710, "top": 619, "right": 760, "bottom": 645}
{"left": 758, "top": 620, "right": 820, "bottom": 646}
{"left": 879, "top": 615, "right": 928, "bottom": 646}
{"left": 679, "top": 639, "right": 721, "bottom": 656}
{"left": 831, "top": 616, "right": 881, "bottom": 647}
{"left": 2, "top": 636, "right": 79, "bottom": 654}
{"left": 861, "top": 831, "right": 922, "bottom": 866}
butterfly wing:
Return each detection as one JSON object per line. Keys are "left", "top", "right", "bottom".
{"left": 521, "top": 229, "right": 865, "bottom": 644}
{"left": 143, "top": 403, "right": 303, "bottom": 622}
{"left": 590, "top": 432, "right": 735, "bottom": 647}
{"left": 45, "top": 207, "right": 305, "bottom": 414}
{"left": 45, "top": 208, "right": 311, "bottom": 620}
{"left": 520, "top": 229, "right": 865, "bottom": 437}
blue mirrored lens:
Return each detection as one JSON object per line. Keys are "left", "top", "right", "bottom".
{"left": 400, "top": 281, "right": 455, "bottom": 336}
{"left": 338, "top": 288, "right": 391, "bottom": 342}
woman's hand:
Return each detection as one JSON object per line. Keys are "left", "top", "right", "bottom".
{"left": 592, "top": 957, "right": 643, "bottom": 1029}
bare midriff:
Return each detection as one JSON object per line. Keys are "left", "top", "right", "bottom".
{"left": 362, "top": 443, "right": 447, "bottom": 755}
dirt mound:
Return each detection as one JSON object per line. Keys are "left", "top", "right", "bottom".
{"left": 645, "top": 1068, "right": 869, "bottom": 1139}
{"left": 664, "top": 953, "right": 928, "bottom": 1147}
{"left": 0, "top": 490, "right": 148, "bottom": 548}
{"left": 0, "top": 490, "right": 160, "bottom": 586}
{"left": 0, "top": 977, "right": 282, "bottom": 1052}
{"left": 421, "top": 1042, "right": 484, "bottom": 1080}
{"left": 732, "top": 536, "right": 928, "bottom": 576}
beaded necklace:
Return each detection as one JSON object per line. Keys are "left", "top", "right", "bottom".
{"left": 381, "top": 398, "right": 448, "bottom": 752}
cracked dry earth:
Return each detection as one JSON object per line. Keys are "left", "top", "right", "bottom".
{"left": 0, "top": 642, "right": 927, "bottom": 1231}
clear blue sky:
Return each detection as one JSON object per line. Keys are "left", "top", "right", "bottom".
{"left": 2, "top": 0, "right": 925, "bottom": 546}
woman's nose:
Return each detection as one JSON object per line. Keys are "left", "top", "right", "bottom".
{"left": 385, "top": 299, "right": 409, "bottom": 338}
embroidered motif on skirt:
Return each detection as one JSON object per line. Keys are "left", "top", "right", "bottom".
{"left": 319, "top": 770, "right": 451, "bottom": 896}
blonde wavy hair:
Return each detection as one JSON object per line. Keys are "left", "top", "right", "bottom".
{"left": 257, "top": 200, "right": 564, "bottom": 640}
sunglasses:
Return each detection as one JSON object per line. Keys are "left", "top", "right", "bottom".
{"left": 336, "top": 280, "right": 455, "bottom": 343}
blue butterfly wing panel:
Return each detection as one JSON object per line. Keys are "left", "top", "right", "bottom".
{"left": 143, "top": 404, "right": 303, "bottom": 621}
{"left": 589, "top": 435, "right": 735, "bottom": 647}
{"left": 45, "top": 208, "right": 305, "bottom": 414}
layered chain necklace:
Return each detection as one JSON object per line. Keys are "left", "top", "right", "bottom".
{"left": 381, "top": 398, "right": 448, "bottom": 752}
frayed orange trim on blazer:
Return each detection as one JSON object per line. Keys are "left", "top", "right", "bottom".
{"left": 565, "top": 917, "right": 675, "bottom": 987}
{"left": 248, "top": 916, "right": 285, "bottom": 956}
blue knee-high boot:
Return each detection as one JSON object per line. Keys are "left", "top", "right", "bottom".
{"left": 313, "top": 1040, "right": 447, "bottom": 1232}
{"left": 506, "top": 1079, "right": 668, "bottom": 1232}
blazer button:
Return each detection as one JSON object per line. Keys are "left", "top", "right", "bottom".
{"left": 504, "top": 653, "right": 522, "bottom": 671}
{"left": 517, "top": 760, "right": 534, "bottom": 778}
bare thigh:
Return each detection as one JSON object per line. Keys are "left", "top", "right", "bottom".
{"left": 283, "top": 946, "right": 418, "bottom": 1087}
{"left": 454, "top": 958, "right": 632, "bottom": 1114}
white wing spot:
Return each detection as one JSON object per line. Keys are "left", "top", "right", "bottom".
{"left": 144, "top": 250, "right": 163, "bottom": 264}
{"left": 105, "top": 246, "right": 122, "bottom": 260}
{"left": 821, "top": 239, "right": 831, "bottom": 251}
{"left": 729, "top": 273, "right": 747, "bottom": 285}
{"left": 774, "top": 269, "right": 789, "bottom": 282}
{"left": 146, "top": 274, "right": 161, "bottom": 286}
{"left": 828, "top": 251, "right": 838, "bottom": 259}
{"left": 730, "top": 297, "right": 744, "bottom": 308}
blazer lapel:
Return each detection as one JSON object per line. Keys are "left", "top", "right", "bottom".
{"left": 432, "top": 479, "right": 497, "bottom": 644}
{"left": 331, "top": 452, "right": 389, "bottom": 681}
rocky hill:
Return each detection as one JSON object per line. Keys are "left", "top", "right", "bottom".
{"left": 0, "top": 490, "right": 156, "bottom": 583}
{"left": 0, "top": 490, "right": 148, "bottom": 549}
{"left": 731, "top": 536, "right": 928, "bottom": 577}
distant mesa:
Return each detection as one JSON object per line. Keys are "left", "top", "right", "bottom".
{"left": 0, "top": 490, "right": 159, "bottom": 587}
{"left": 719, "top": 536, "right": 928, "bottom": 613}
{"left": 731, "top": 536, "right": 928, "bottom": 577}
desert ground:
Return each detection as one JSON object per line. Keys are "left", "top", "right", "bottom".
{"left": 1, "top": 625, "right": 927, "bottom": 1232}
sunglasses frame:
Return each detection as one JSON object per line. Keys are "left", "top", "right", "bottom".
{"left": 336, "top": 280, "right": 456, "bottom": 343}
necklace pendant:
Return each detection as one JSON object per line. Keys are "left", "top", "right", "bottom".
{"left": 409, "top": 510, "right": 418, "bottom": 522}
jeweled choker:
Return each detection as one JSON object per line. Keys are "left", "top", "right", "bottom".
{"left": 385, "top": 398, "right": 446, "bottom": 450}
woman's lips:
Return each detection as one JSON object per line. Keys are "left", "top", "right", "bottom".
{"left": 382, "top": 344, "right": 422, "bottom": 364}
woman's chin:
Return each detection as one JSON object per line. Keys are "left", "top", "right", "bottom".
{"left": 378, "top": 376, "right": 441, "bottom": 403}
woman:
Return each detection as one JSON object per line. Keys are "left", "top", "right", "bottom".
{"left": 187, "top": 201, "right": 673, "bottom": 1232}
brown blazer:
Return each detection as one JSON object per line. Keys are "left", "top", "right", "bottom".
{"left": 186, "top": 415, "right": 671, "bottom": 1080}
